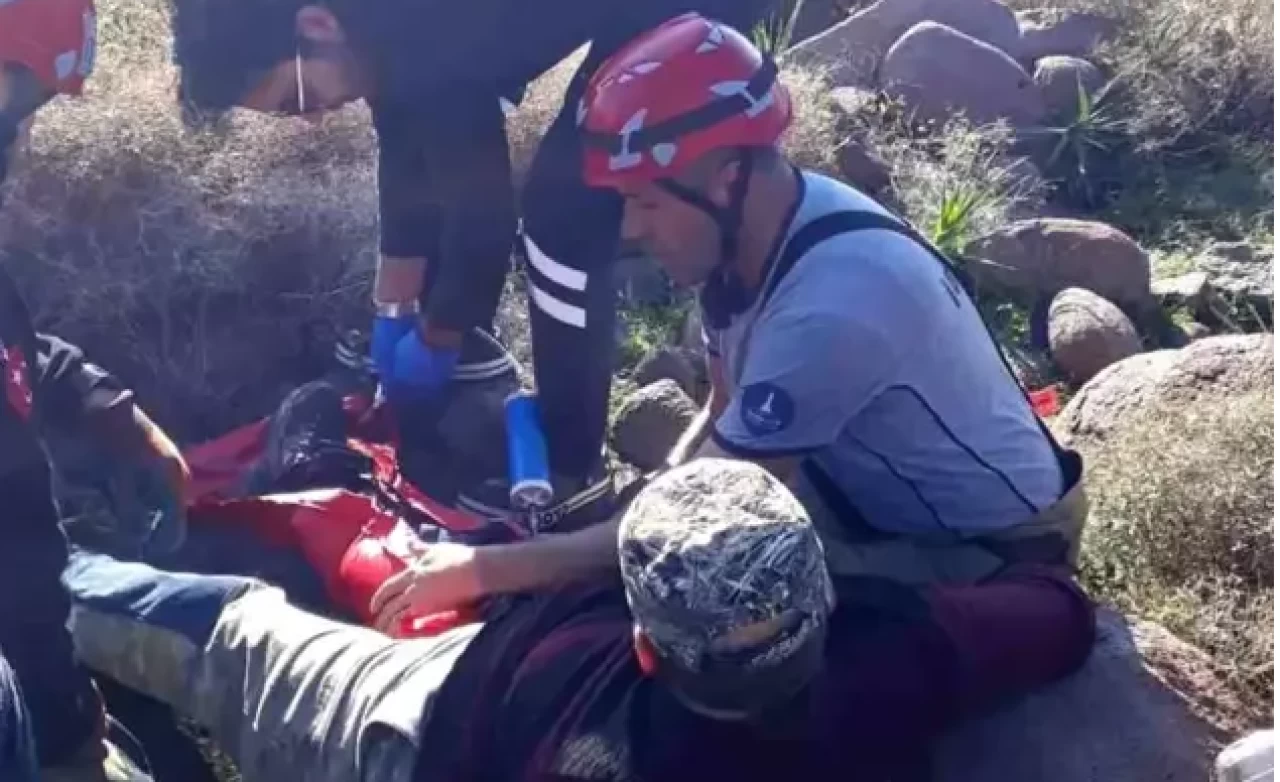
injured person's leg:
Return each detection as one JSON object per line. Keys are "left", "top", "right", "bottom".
{"left": 65, "top": 550, "right": 483, "bottom": 782}
{"left": 796, "top": 564, "right": 1096, "bottom": 777}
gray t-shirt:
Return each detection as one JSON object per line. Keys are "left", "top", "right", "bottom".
{"left": 705, "top": 171, "right": 1062, "bottom": 537}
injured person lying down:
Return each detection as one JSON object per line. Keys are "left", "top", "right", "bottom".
{"left": 57, "top": 327, "right": 1095, "bottom": 781}
{"left": 68, "top": 461, "right": 845, "bottom": 782}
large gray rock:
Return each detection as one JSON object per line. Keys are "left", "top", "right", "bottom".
{"left": 1048, "top": 288, "right": 1143, "bottom": 384}
{"left": 838, "top": 139, "right": 892, "bottom": 193}
{"left": 1056, "top": 333, "right": 1275, "bottom": 446}
{"left": 1034, "top": 55, "right": 1105, "bottom": 119}
{"left": 789, "top": 0, "right": 855, "bottom": 45}
{"left": 966, "top": 218, "right": 1153, "bottom": 310}
{"left": 611, "top": 379, "right": 698, "bottom": 470}
{"left": 879, "top": 22, "right": 1047, "bottom": 127}
{"left": 784, "top": 0, "right": 1022, "bottom": 88}
{"left": 633, "top": 347, "right": 698, "bottom": 399}
{"left": 1152, "top": 271, "right": 1215, "bottom": 317}
{"left": 934, "top": 610, "right": 1243, "bottom": 781}
{"left": 1013, "top": 8, "right": 1119, "bottom": 63}
{"left": 1195, "top": 241, "right": 1274, "bottom": 315}
{"left": 827, "top": 88, "right": 894, "bottom": 193}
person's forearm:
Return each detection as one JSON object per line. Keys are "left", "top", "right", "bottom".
{"left": 374, "top": 254, "right": 428, "bottom": 304}
{"left": 666, "top": 401, "right": 716, "bottom": 468}
{"left": 89, "top": 402, "right": 170, "bottom": 462}
{"left": 475, "top": 517, "right": 621, "bottom": 596}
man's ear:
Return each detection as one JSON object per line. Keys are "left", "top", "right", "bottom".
{"left": 295, "top": 5, "right": 346, "bottom": 44}
{"left": 633, "top": 626, "right": 660, "bottom": 677}
{"left": 705, "top": 154, "right": 742, "bottom": 208}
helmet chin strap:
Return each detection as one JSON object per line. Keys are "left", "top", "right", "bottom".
{"left": 657, "top": 149, "right": 756, "bottom": 327}
{"left": 657, "top": 148, "right": 754, "bottom": 268}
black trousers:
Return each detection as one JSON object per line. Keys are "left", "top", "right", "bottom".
{"left": 520, "top": 4, "right": 774, "bottom": 480}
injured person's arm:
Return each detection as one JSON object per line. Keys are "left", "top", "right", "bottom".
{"left": 35, "top": 333, "right": 191, "bottom": 506}
{"left": 370, "top": 515, "right": 622, "bottom": 632}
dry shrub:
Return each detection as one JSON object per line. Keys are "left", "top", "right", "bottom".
{"left": 0, "top": 0, "right": 380, "bottom": 440}
{"left": 777, "top": 64, "right": 844, "bottom": 177}
{"left": 875, "top": 118, "right": 1046, "bottom": 241}
{"left": 506, "top": 48, "right": 586, "bottom": 183}
{"left": 1011, "top": 0, "right": 1273, "bottom": 148}
{"left": 1079, "top": 388, "right": 1274, "bottom": 722}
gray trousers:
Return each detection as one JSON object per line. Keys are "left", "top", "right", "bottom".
{"left": 66, "top": 552, "right": 481, "bottom": 782}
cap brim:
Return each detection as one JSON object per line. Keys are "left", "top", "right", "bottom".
{"left": 660, "top": 622, "right": 827, "bottom": 717}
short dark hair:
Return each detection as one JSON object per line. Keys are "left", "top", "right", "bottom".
{"left": 170, "top": 0, "right": 308, "bottom": 117}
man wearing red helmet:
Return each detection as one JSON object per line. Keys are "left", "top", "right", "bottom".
{"left": 1, "top": 1, "right": 186, "bottom": 778}
{"left": 167, "top": 0, "right": 783, "bottom": 530}
{"left": 370, "top": 12, "right": 1096, "bottom": 761}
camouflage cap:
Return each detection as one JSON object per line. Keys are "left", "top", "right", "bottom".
{"left": 618, "top": 459, "right": 835, "bottom": 678}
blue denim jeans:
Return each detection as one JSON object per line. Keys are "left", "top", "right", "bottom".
{"left": 0, "top": 652, "right": 39, "bottom": 782}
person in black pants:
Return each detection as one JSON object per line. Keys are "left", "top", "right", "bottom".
{"left": 167, "top": 0, "right": 779, "bottom": 525}
{"left": 2, "top": 3, "right": 192, "bottom": 777}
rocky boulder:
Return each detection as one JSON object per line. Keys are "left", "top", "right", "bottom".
{"left": 784, "top": 0, "right": 1022, "bottom": 89}
{"left": 1033, "top": 55, "right": 1105, "bottom": 118}
{"left": 1048, "top": 288, "right": 1143, "bottom": 384}
{"left": 826, "top": 88, "right": 895, "bottom": 193}
{"left": 839, "top": 139, "right": 893, "bottom": 194}
{"left": 1195, "top": 240, "right": 1274, "bottom": 318}
{"left": 1013, "top": 8, "right": 1118, "bottom": 63}
{"left": 1055, "top": 333, "right": 1274, "bottom": 446}
{"left": 789, "top": 0, "right": 855, "bottom": 46}
{"left": 879, "top": 22, "right": 1047, "bottom": 127}
{"left": 1152, "top": 271, "right": 1214, "bottom": 317}
{"left": 611, "top": 379, "right": 698, "bottom": 470}
{"left": 934, "top": 610, "right": 1246, "bottom": 781}
{"left": 633, "top": 347, "right": 699, "bottom": 399}
{"left": 966, "top": 218, "right": 1153, "bottom": 310}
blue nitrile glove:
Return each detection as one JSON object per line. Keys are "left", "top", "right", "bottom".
{"left": 387, "top": 329, "right": 460, "bottom": 403}
{"left": 372, "top": 314, "right": 418, "bottom": 382}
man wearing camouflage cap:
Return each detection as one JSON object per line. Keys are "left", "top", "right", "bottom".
{"left": 62, "top": 460, "right": 846, "bottom": 780}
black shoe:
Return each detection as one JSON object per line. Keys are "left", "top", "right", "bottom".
{"left": 241, "top": 380, "right": 370, "bottom": 497}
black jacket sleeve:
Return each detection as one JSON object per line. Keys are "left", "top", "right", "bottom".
{"left": 33, "top": 333, "right": 133, "bottom": 435}
{"left": 372, "top": 92, "right": 517, "bottom": 334}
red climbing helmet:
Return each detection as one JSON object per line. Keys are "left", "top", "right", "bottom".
{"left": 580, "top": 12, "right": 792, "bottom": 190}
{"left": 0, "top": 0, "right": 98, "bottom": 97}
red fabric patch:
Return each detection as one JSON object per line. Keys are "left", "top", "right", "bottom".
{"left": 1029, "top": 386, "right": 1062, "bottom": 418}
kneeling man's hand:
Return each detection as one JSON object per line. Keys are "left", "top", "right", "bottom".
{"left": 370, "top": 541, "right": 485, "bottom": 634}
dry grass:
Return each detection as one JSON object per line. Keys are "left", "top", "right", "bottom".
{"left": 1007, "top": 0, "right": 1273, "bottom": 148}
{"left": 1, "top": 0, "right": 380, "bottom": 440}
{"left": 1078, "top": 388, "right": 1274, "bottom": 723}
